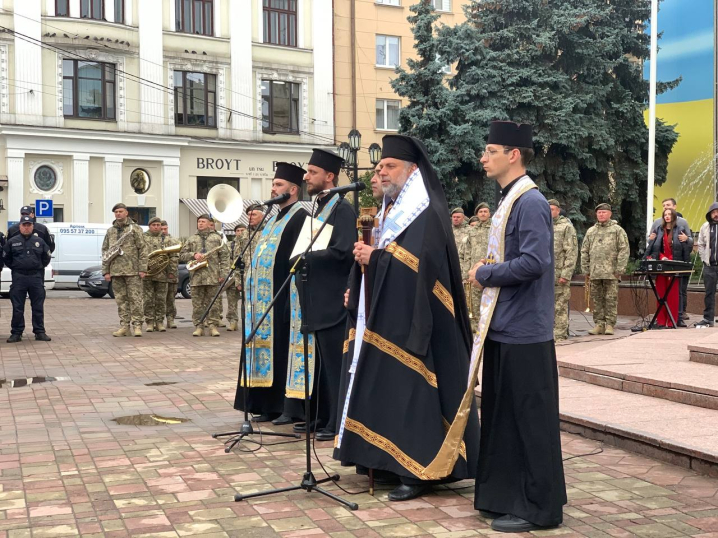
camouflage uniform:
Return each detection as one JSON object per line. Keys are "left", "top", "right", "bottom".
{"left": 180, "top": 231, "right": 229, "bottom": 329}
{"left": 553, "top": 215, "right": 578, "bottom": 341}
{"left": 142, "top": 231, "right": 172, "bottom": 329}
{"left": 464, "top": 221, "right": 490, "bottom": 330}
{"left": 580, "top": 219, "right": 629, "bottom": 329}
{"left": 102, "top": 218, "right": 149, "bottom": 329}
{"left": 225, "top": 233, "right": 246, "bottom": 324}
{"left": 163, "top": 233, "right": 180, "bottom": 325}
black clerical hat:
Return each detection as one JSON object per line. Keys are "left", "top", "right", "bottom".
{"left": 381, "top": 134, "right": 421, "bottom": 163}
{"left": 309, "top": 149, "right": 343, "bottom": 176}
{"left": 487, "top": 121, "right": 533, "bottom": 148}
{"left": 274, "top": 162, "right": 306, "bottom": 186}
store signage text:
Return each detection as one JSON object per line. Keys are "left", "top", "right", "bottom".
{"left": 273, "top": 161, "right": 307, "bottom": 170}
{"left": 197, "top": 158, "right": 242, "bottom": 171}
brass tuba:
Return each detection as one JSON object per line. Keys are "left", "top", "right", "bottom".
{"left": 146, "top": 243, "right": 182, "bottom": 277}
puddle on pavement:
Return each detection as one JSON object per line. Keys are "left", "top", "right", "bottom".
{"left": 112, "top": 414, "right": 190, "bottom": 426}
{"left": 144, "top": 381, "right": 178, "bottom": 386}
{"left": 0, "top": 376, "right": 60, "bottom": 388}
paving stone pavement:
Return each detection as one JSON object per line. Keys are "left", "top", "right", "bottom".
{"left": 0, "top": 295, "right": 715, "bottom": 537}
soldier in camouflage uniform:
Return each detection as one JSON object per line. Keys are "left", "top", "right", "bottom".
{"left": 161, "top": 221, "right": 180, "bottom": 329}
{"left": 580, "top": 203, "right": 630, "bottom": 336}
{"left": 225, "top": 224, "right": 246, "bottom": 331}
{"left": 180, "top": 214, "right": 230, "bottom": 337}
{"left": 233, "top": 203, "right": 266, "bottom": 297}
{"left": 208, "top": 219, "right": 227, "bottom": 327}
{"left": 549, "top": 200, "right": 578, "bottom": 341}
{"left": 102, "top": 203, "right": 149, "bottom": 337}
{"left": 143, "top": 217, "right": 169, "bottom": 332}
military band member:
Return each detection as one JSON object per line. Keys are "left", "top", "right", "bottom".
{"left": 548, "top": 200, "right": 578, "bottom": 341}
{"left": 180, "top": 214, "right": 229, "bottom": 337}
{"left": 161, "top": 221, "right": 179, "bottom": 329}
{"left": 581, "top": 203, "right": 630, "bottom": 336}
{"left": 143, "top": 217, "right": 170, "bottom": 332}
{"left": 225, "top": 224, "right": 246, "bottom": 331}
{"left": 102, "top": 203, "right": 149, "bottom": 337}
{"left": 466, "top": 202, "right": 491, "bottom": 326}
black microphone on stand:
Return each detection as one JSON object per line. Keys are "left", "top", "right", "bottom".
{"left": 261, "top": 193, "right": 291, "bottom": 205}
{"left": 320, "top": 182, "right": 365, "bottom": 196}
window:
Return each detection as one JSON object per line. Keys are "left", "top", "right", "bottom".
{"left": 63, "top": 60, "right": 116, "bottom": 120}
{"left": 376, "top": 0, "right": 400, "bottom": 5}
{"left": 174, "top": 71, "right": 217, "bottom": 127}
{"left": 56, "top": 0, "right": 69, "bottom": 16}
{"left": 376, "top": 35, "right": 400, "bottom": 67}
{"left": 197, "top": 177, "right": 239, "bottom": 200}
{"left": 376, "top": 99, "right": 401, "bottom": 130}
{"left": 263, "top": 0, "right": 297, "bottom": 47}
{"left": 431, "top": 0, "right": 451, "bottom": 11}
{"left": 114, "top": 0, "right": 124, "bottom": 23}
{"left": 175, "top": 0, "right": 214, "bottom": 36}
{"left": 127, "top": 207, "right": 157, "bottom": 226}
{"left": 80, "top": 0, "right": 104, "bottom": 20}
{"left": 261, "top": 80, "right": 300, "bottom": 134}
{"left": 53, "top": 207, "right": 64, "bottom": 223}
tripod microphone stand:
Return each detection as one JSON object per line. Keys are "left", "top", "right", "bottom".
{"left": 234, "top": 193, "right": 359, "bottom": 511}
{"left": 207, "top": 205, "right": 300, "bottom": 451}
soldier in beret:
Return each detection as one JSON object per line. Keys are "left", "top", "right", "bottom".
{"left": 143, "top": 217, "right": 171, "bottom": 332}
{"left": 160, "top": 220, "right": 181, "bottom": 329}
{"left": 580, "top": 203, "right": 630, "bottom": 335}
{"left": 548, "top": 200, "right": 578, "bottom": 341}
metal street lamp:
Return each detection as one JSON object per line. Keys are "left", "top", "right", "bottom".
{"left": 339, "top": 131, "right": 382, "bottom": 213}
{"left": 348, "top": 129, "right": 362, "bottom": 152}
{"left": 368, "top": 143, "right": 382, "bottom": 166}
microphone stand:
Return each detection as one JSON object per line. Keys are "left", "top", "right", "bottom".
{"left": 210, "top": 204, "right": 300, "bottom": 449}
{"left": 234, "top": 193, "right": 359, "bottom": 511}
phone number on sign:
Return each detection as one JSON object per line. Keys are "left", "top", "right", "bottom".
{"left": 59, "top": 228, "right": 97, "bottom": 234}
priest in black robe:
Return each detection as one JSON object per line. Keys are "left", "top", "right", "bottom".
{"left": 468, "top": 121, "right": 566, "bottom": 532}
{"left": 286, "top": 149, "right": 356, "bottom": 440}
{"left": 234, "top": 163, "right": 308, "bottom": 422}
{"left": 334, "top": 134, "right": 480, "bottom": 502}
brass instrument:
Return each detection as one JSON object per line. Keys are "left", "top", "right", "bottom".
{"left": 464, "top": 281, "right": 475, "bottom": 319}
{"left": 102, "top": 228, "right": 135, "bottom": 264}
{"left": 187, "top": 244, "right": 224, "bottom": 272}
{"left": 146, "top": 243, "right": 182, "bottom": 277}
{"left": 584, "top": 275, "right": 591, "bottom": 312}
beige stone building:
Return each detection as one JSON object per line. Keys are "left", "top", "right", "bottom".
{"left": 334, "top": 0, "right": 466, "bottom": 168}
{"left": 0, "top": 0, "right": 334, "bottom": 237}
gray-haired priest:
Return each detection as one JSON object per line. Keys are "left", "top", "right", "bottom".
{"left": 334, "top": 134, "right": 479, "bottom": 502}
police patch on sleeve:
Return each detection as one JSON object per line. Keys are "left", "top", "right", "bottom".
{"left": 35, "top": 242, "right": 39, "bottom": 247}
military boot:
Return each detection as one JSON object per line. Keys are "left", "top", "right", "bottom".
{"left": 157, "top": 322, "right": 166, "bottom": 332}
{"left": 113, "top": 325, "right": 130, "bottom": 337}
{"left": 228, "top": 321, "right": 238, "bottom": 332}
{"left": 588, "top": 324, "right": 605, "bottom": 335}
{"left": 209, "top": 325, "right": 221, "bottom": 337}
{"left": 219, "top": 320, "right": 226, "bottom": 328}
{"left": 604, "top": 325, "right": 614, "bottom": 335}
{"left": 168, "top": 317, "right": 177, "bottom": 329}
{"left": 133, "top": 325, "right": 143, "bottom": 337}
{"left": 145, "top": 323, "right": 155, "bottom": 332}
{"left": 193, "top": 326, "right": 204, "bottom": 337}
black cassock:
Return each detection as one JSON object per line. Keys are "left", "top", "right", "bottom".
{"left": 334, "top": 204, "right": 479, "bottom": 483}
{"left": 289, "top": 194, "right": 356, "bottom": 431}
{"left": 234, "top": 202, "right": 308, "bottom": 416}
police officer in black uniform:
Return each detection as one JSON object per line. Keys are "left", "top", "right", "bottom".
{"left": 3, "top": 216, "right": 52, "bottom": 342}
{"left": 7, "top": 206, "right": 55, "bottom": 252}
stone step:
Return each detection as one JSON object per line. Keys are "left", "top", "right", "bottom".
{"left": 688, "top": 332, "right": 718, "bottom": 365}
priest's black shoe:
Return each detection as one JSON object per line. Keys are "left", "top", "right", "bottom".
{"left": 677, "top": 320, "right": 687, "bottom": 328}
{"left": 491, "top": 514, "right": 554, "bottom": 533}
{"left": 6, "top": 334, "right": 21, "bottom": 343}
{"left": 387, "top": 484, "right": 431, "bottom": 502}
{"left": 479, "top": 509, "right": 504, "bottom": 519}
{"left": 35, "top": 333, "right": 51, "bottom": 342}
{"left": 293, "top": 421, "right": 320, "bottom": 433}
{"left": 251, "top": 414, "right": 277, "bottom": 423}
{"left": 271, "top": 414, "right": 295, "bottom": 426}
{"left": 315, "top": 429, "right": 336, "bottom": 442}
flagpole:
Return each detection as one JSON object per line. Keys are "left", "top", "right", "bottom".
{"left": 646, "top": 0, "right": 658, "bottom": 235}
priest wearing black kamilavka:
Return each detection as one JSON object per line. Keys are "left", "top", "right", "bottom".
{"left": 234, "top": 163, "right": 309, "bottom": 423}
{"left": 284, "top": 149, "right": 356, "bottom": 441}
{"left": 334, "top": 134, "right": 480, "bottom": 502}
{"left": 467, "top": 121, "right": 566, "bottom": 533}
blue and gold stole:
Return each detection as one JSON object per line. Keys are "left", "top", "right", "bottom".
{"left": 285, "top": 194, "right": 340, "bottom": 398}
{"left": 244, "top": 202, "right": 304, "bottom": 387}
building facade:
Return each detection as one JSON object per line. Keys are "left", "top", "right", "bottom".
{"left": 0, "top": 0, "right": 334, "bottom": 235}
{"left": 334, "top": 0, "right": 465, "bottom": 169}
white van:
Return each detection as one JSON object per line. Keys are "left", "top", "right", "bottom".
{"left": 45, "top": 223, "right": 112, "bottom": 288}
{"left": 0, "top": 266, "right": 55, "bottom": 295}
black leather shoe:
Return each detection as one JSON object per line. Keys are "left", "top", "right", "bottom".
{"left": 677, "top": 320, "right": 687, "bottom": 328}
{"left": 271, "top": 414, "right": 295, "bottom": 426}
{"left": 387, "top": 484, "right": 431, "bottom": 502}
{"left": 6, "top": 334, "right": 21, "bottom": 343}
{"left": 491, "top": 514, "right": 555, "bottom": 533}
{"left": 479, "top": 509, "right": 504, "bottom": 519}
{"left": 35, "top": 333, "right": 51, "bottom": 341}
{"left": 315, "top": 430, "right": 336, "bottom": 442}
{"left": 251, "top": 414, "right": 277, "bottom": 423}
{"left": 293, "top": 420, "right": 321, "bottom": 433}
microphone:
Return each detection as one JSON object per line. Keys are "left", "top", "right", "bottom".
{"left": 262, "top": 193, "right": 290, "bottom": 205}
{"left": 320, "top": 182, "right": 366, "bottom": 196}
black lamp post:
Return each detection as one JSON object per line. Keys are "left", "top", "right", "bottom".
{"left": 338, "top": 132, "right": 383, "bottom": 213}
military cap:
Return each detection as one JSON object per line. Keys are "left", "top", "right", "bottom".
{"left": 474, "top": 202, "right": 489, "bottom": 213}
{"left": 547, "top": 199, "right": 561, "bottom": 208}
{"left": 160, "top": 220, "right": 168, "bottom": 226}
{"left": 469, "top": 216, "right": 479, "bottom": 224}
{"left": 246, "top": 203, "right": 263, "bottom": 214}
{"left": 112, "top": 202, "right": 127, "bottom": 211}
{"left": 197, "top": 213, "right": 212, "bottom": 221}
{"left": 19, "top": 215, "right": 33, "bottom": 224}
{"left": 595, "top": 203, "right": 611, "bottom": 211}
{"left": 451, "top": 207, "right": 465, "bottom": 215}
{"left": 148, "top": 217, "right": 162, "bottom": 225}
{"left": 20, "top": 205, "right": 33, "bottom": 215}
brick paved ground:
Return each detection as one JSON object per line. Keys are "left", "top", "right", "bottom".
{"left": 0, "top": 294, "right": 716, "bottom": 537}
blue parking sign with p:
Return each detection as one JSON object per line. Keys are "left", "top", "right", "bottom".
{"left": 35, "top": 199, "right": 53, "bottom": 218}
